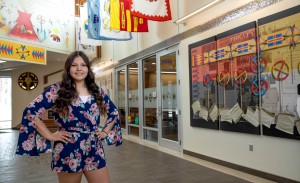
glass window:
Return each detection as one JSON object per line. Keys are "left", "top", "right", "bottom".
{"left": 143, "top": 55, "right": 158, "bottom": 142}
{"left": 143, "top": 129, "right": 158, "bottom": 141}
{"left": 128, "top": 63, "right": 139, "bottom": 136}
{"left": 160, "top": 52, "right": 178, "bottom": 141}
{"left": 143, "top": 56, "right": 157, "bottom": 129}
{"left": 117, "top": 70, "right": 126, "bottom": 129}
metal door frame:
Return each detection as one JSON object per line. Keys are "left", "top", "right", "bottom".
{"left": 115, "top": 66, "right": 128, "bottom": 135}
{"left": 156, "top": 46, "right": 182, "bottom": 151}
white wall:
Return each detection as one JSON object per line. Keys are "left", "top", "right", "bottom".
{"left": 137, "top": 5, "right": 178, "bottom": 51}
{"left": 114, "top": 33, "right": 138, "bottom": 61}
{"left": 97, "top": 0, "right": 300, "bottom": 181}
{"left": 100, "top": 0, "right": 256, "bottom": 62}
{"left": 97, "top": 0, "right": 179, "bottom": 62}
{"left": 11, "top": 61, "right": 64, "bottom": 127}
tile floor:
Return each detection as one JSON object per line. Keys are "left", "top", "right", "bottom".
{"left": 0, "top": 129, "right": 275, "bottom": 183}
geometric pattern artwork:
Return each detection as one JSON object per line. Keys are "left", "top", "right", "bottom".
{"left": 0, "top": 0, "right": 75, "bottom": 53}
{"left": 189, "top": 36, "right": 219, "bottom": 130}
{"left": 258, "top": 5, "right": 300, "bottom": 140}
{"left": 216, "top": 22, "right": 260, "bottom": 135}
{"left": 0, "top": 39, "right": 46, "bottom": 64}
{"left": 189, "top": 5, "right": 300, "bottom": 140}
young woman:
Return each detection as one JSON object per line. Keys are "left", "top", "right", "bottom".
{"left": 16, "top": 51, "right": 122, "bottom": 183}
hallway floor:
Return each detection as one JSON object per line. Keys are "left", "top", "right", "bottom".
{"left": 0, "top": 129, "right": 274, "bottom": 183}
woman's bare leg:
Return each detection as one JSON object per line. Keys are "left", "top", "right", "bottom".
{"left": 84, "top": 166, "right": 110, "bottom": 183}
{"left": 57, "top": 171, "right": 83, "bottom": 183}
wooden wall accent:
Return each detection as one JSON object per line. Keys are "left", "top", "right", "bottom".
{"left": 75, "top": 0, "right": 87, "bottom": 16}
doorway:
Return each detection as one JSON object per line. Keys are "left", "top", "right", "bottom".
{"left": 157, "top": 47, "right": 181, "bottom": 151}
{"left": 115, "top": 46, "right": 181, "bottom": 151}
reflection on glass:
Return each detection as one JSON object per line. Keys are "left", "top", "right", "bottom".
{"left": 143, "top": 56, "right": 157, "bottom": 129}
{"left": 161, "top": 52, "right": 178, "bottom": 141}
{"left": 117, "top": 70, "right": 126, "bottom": 129}
{"left": 143, "top": 129, "right": 158, "bottom": 141}
{"left": 143, "top": 55, "right": 158, "bottom": 142}
{"left": 128, "top": 63, "right": 139, "bottom": 136}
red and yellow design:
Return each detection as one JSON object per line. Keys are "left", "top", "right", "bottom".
{"left": 110, "top": 0, "right": 148, "bottom": 32}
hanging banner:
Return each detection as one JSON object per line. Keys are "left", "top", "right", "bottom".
{"left": 110, "top": 0, "right": 149, "bottom": 32}
{"left": 0, "top": 0, "right": 75, "bottom": 53}
{"left": 80, "top": 4, "right": 102, "bottom": 45}
{"left": 0, "top": 39, "right": 46, "bottom": 65}
{"left": 129, "top": 0, "right": 172, "bottom": 21}
{"left": 87, "top": 0, "right": 132, "bottom": 40}
{"left": 75, "top": 17, "right": 98, "bottom": 57}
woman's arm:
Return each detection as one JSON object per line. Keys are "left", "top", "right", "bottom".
{"left": 96, "top": 118, "right": 116, "bottom": 139}
{"left": 97, "top": 88, "right": 122, "bottom": 145}
{"left": 35, "top": 117, "right": 71, "bottom": 143}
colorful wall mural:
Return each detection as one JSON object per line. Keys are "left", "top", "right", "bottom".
{"left": 258, "top": 5, "right": 300, "bottom": 140}
{"left": 189, "top": 5, "right": 300, "bottom": 140}
{"left": 0, "top": 0, "right": 75, "bottom": 53}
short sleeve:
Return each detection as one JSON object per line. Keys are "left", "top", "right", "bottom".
{"left": 16, "top": 83, "right": 59, "bottom": 156}
{"left": 100, "top": 88, "right": 122, "bottom": 146}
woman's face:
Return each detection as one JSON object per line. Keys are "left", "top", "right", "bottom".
{"left": 69, "top": 56, "right": 88, "bottom": 83}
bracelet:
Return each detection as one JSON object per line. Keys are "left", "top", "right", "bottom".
{"left": 102, "top": 131, "right": 108, "bottom": 136}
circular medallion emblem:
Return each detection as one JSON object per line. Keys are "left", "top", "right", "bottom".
{"left": 234, "top": 68, "right": 247, "bottom": 84}
{"left": 217, "top": 70, "right": 230, "bottom": 86}
{"left": 271, "top": 60, "right": 290, "bottom": 81}
{"left": 18, "top": 72, "right": 39, "bottom": 90}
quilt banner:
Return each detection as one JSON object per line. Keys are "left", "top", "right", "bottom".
{"left": 0, "top": 0, "right": 75, "bottom": 53}
{"left": 0, "top": 39, "right": 46, "bottom": 65}
{"left": 79, "top": 4, "right": 102, "bottom": 46}
{"left": 88, "top": 0, "right": 132, "bottom": 40}
{"left": 75, "top": 17, "right": 98, "bottom": 58}
{"left": 110, "top": 0, "right": 148, "bottom": 32}
{"left": 130, "top": 0, "right": 172, "bottom": 21}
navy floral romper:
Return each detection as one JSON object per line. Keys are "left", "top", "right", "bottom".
{"left": 16, "top": 83, "right": 122, "bottom": 173}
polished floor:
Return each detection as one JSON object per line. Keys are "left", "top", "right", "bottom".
{"left": 0, "top": 129, "right": 275, "bottom": 183}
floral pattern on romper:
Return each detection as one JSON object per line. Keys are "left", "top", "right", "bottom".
{"left": 16, "top": 83, "right": 122, "bottom": 173}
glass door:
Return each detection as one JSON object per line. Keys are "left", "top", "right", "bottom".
{"left": 115, "top": 67, "right": 126, "bottom": 133}
{"left": 157, "top": 47, "right": 181, "bottom": 151}
{"left": 142, "top": 55, "right": 158, "bottom": 142}
{"left": 127, "top": 62, "right": 139, "bottom": 136}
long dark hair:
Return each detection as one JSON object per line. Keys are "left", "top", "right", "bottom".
{"left": 54, "top": 51, "right": 106, "bottom": 117}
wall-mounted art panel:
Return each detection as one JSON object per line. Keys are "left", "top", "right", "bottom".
{"left": 216, "top": 22, "right": 260, "bottom": 135}
{"left": 0, "top": 38, "right": 46, "bottom": 64}
{"left": 189, "top": 36, "right": 219, "bottom": 130}
{"left": 258, "top": 5, "right": 300, "bottom": 140}
{"left": 0, "top": 0, "right": 75, "bottom": 53}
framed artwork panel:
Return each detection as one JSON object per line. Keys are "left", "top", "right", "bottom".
{"left": 258, "top": 5, "right": 300, "bottom": 140}
{"left": 189, "top": 36, "right": 219, "bottom": 130}
{"left": 216, "top": 21, "right": 260, "bottom": 135}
